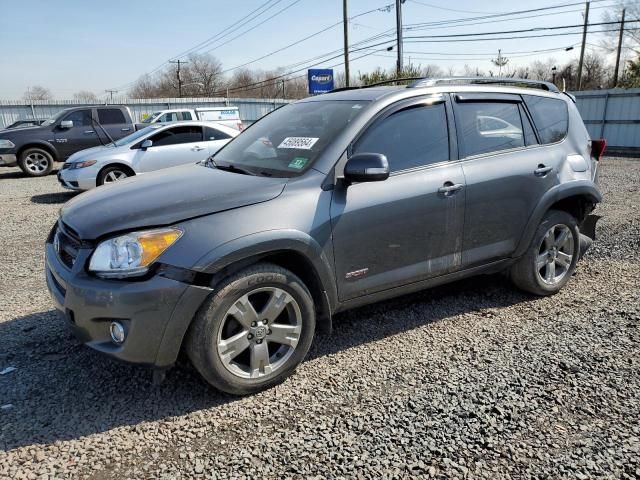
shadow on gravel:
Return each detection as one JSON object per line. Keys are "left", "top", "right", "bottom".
{"left": 0, "top": 274, "right": 530, "bottom": 451}
{"left": 30, "top": 191, "right": 77, "bottom": 204}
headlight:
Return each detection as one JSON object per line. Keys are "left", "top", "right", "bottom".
{"left": 0, "top": 139, "right": 15, "bottom": 149}
{"left": 71, "top": 160, "right": 97, "bottom": 169}
{"left": 89, "top": 228, "right": 182, "bottom": 278}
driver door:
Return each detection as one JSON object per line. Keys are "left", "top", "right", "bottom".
{"left": 54, "top": 109, "right": 100, "bottom": 159}
{"left": 134, "top": 125, "right": 207, "bottom": 172}
{"left": 331, "top": 97, "right": 466, "bottom": 301}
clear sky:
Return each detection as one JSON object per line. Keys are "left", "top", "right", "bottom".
{"left": 0, "top": 0, "right": 622, "bottom": 99}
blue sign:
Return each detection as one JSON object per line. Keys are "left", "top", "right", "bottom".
{"left": 308, "top": 69, "right": 334, "bottom": 95}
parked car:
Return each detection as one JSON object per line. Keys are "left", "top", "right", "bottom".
{"left": 57, "top": 121, "right": 238, "bottom": 191}
{"left": 137, "top": 107, "right": 242, "bottom": 131}
{"left": 0, "top": 106, "right": 134, "bottom": 177}
{"left": 45, "top": 78, "right": 605, "bottom": 395}
{"left": 3, "top": 119, "right": 45, "bottom": 129}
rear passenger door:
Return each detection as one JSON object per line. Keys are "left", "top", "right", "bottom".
{"left": 96, "top": 108, "right": 132, "bottom": 141}
{"left": 135, "top": 125, "right": 207, "bottom": 172}
{"left": 331, "top": 96, "right": 465, "bottom": 300}
{"left": 452, "top": 93, "right": 563, "bottom": 267}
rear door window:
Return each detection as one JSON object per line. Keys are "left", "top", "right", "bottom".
{"left": 98, "top": 108, "right": 126, "bottom": 125}
{"left": 150, "top": 126, "right": 203, "bottom": 146}
{"left": 353, "top": 103, "right": 449, "bottom": 172}
{"left": 455, "top": 102, "right": 524, "bottom": 157}
{"left": 204, "top": 126, "right": 231, "bottom": 140}
{"left": 181, "top": 111, "right": 193, "bottom": 121}
{"left": 522, "top": 95, "right": 568, "bottom": 144}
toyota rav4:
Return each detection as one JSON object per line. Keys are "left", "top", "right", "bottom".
{"left": 45, "top": 78, "right": 605, "bottom": 395}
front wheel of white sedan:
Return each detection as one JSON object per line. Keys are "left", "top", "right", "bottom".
{"left": 97, "top": 166, "right": 133, "bottom": 186}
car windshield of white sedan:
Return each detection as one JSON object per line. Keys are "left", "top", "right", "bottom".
{"left": 212, "top": 101, "right": 369, "bottom": 177}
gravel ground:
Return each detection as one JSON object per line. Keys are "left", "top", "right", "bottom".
{"left": 0, "top": 158, "right": 639, "bottom": 479}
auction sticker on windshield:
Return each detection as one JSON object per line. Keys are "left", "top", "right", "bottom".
{"left": 278, "top": 137, "right": 319, "bottom": 150}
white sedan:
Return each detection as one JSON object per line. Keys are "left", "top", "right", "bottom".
{"left": 57, "top": 121, "right": 238, "bottom": 191}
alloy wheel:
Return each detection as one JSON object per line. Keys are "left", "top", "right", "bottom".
{"left": 104, "top": 170, "right": 128, "bottom": 183}
{"left": 216, "top": 287, "right": 302, "bottom": 379}
{"left": 24, "top": 153, "right": 49, "bottom": 173}
{"left": 536, "top": 224, "right": 575, "bottom": 285}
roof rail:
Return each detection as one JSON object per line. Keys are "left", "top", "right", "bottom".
{"left": 408, "top": 77, "right": 560, "bottom": 93}
{"left": 329, "top": 76, "right": 425, "bottom": 93}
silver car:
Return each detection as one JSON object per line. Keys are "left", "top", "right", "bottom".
{"left": 57, "top": 121, "right": 238, "bottom": 191}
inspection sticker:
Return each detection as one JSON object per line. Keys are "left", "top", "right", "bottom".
{"left": 288, "top": 157, "right": 308, "bottom": 169}
{"left": 277, "top": 137, "right": 319, "bottom": 150}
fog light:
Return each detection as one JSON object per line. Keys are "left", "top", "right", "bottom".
{"left": 110, "top": 321, "right": 126, "bottom": 344}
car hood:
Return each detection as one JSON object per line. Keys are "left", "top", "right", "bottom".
{"left": 0, "top": 124, "right": 48, "bottom": 139}
{"left": 66, "top": 144, "right": 116, "bottom": 163}
{"left": 61, "top": 164, "right": 288, "bottom": 240}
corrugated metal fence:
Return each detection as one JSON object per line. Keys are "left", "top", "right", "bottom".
{"left": 1, "top": 90, "right": 639, "bottom": 153}
{"left": 0, "top": 97, "right": 293, "bottom": 129}
{"left": 572, "top": 88, "right": 640, "bottom": 154}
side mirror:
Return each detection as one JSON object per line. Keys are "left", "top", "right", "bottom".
{"left": 344, "top": 153, "right": 389, "bottom": 183}
{"left": 140, "top": 139, "right": 153, "bottom": 150}
{"left": 60, "top": 120, "right": 73, "bottom": 129}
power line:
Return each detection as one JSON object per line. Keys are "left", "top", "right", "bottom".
{"left": 170, "top": 0, "right": 283, "bottom": 60}
{"left": 218, "top": 3, "right": 394, "bottom": 76}
{"left": 404, "top": 27, "right": 634, "bottom": 43}
{"left": 408, "top": 0, "right": 501, "bottom": 15}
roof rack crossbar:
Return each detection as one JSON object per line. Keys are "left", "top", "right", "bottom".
{"left": 408, "top": 77, "right": 560, "bottom": 93}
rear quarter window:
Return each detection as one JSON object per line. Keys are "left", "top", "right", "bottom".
{"left": 523, "top": 95, "right": 568, "bottom": 144}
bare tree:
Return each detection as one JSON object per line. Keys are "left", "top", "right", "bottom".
{"left": 601, "top": 1, "right": 640, "bottom": 53}
{"left": 182, "top": 54, "right": 224, "bottom": 97}
{"left": 73, "top": 90, "right": 98, "bottom": 103}
{"left": 23, "top": 86, "right": 52, "bottom": 102}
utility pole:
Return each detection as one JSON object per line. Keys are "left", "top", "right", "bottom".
{"left": 169, "top": 60, "right": 188, "bottom": 97}
{"left": 282, "top": 79, "right": 286, "bottom": 99}
{"left": 105, "top": 90, "right": 117, "bottom": 103}
{"left": 613, "top": 8, "right": 626, "bottom": 87}
{"left": 577, "top": 1, "right": 590, "bottom": 91}
{"left": 395, "top": 0, "right": 404, "bottom": 77}
{"left": 343, "top": 0, "right": 350, "bottom": 87}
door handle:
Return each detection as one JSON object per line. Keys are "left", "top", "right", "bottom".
{"left": 191, "top": 146, "right": 206, "bottom": 152}
{"left": 83, "top": 130, "right": 95, "bottom": 134}
{"left": 121, "top": 128, "right": 131, "bottom": 132}
{"left": 438, "top": 182, "right": 464, "bottom": 195}
{"left": 534, "top": 165, "right": 553, "bottom": 176}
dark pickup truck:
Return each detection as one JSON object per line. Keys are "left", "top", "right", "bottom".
{"left": 0, "top": 105, "right": 135, "bottom": 177}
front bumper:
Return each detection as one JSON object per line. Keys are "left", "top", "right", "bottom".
{"left": 0, "top": 153, "right": 17, "bottom": 167}
{"left": 57, "top": 166, "right": 97, "bottom": 191}
{"left": 45, "top": 236, "right": 211, "bottom": 367}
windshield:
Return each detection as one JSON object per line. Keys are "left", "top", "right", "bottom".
{"left": 141, "top": 112, "right": 162, "bottom": 123}
{"left": 212, "top": 100, "right": 369, "bottom": 177}
{"left": 113, "top": 126, "right": 159, "bottom": 147}
{"left": 41, "top": 110, "right": 68, "bottom": 127}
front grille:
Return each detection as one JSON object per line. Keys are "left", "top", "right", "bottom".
{"left": 55, "top": 222, "right": 81, "bottom": 269}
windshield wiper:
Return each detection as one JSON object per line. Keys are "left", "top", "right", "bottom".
{"left": 215, "top": 164, "right": 257, "bottom": 176}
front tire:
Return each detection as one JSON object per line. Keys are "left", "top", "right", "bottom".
{"left": 97, "top": 166, "right": 132, "bottom": 186}
{"left": 186, "top": 263, "right": 316, "bottom": 395}
{"left": 19, "top": 148, "right": 54, "bottom": 177}
{"left": 510, "top": 209, "right": 580, "bottom": 296}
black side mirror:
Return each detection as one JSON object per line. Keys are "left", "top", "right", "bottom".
{"left": 343, "top": 153, "right": 389, "bottom": 183}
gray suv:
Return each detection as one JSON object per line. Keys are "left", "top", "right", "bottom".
{"left": 45, "top": 78, "right": 605, "bottom": 395}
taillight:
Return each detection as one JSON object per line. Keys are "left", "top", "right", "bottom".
{"left": 591, "top": 139, "right": 607, "bottom": 161}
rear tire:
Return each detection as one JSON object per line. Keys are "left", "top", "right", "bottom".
{"left": 510, "top": 210, "right": 580, "bottom": 296}
{"left": 97, "top": 165, "right": 133, "bottom": 186}
{"left": 186, "top": 263, "right": 316, "bottom": 395}
{"left": 18, "top": 148, "right": 53, "bottom": 177}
